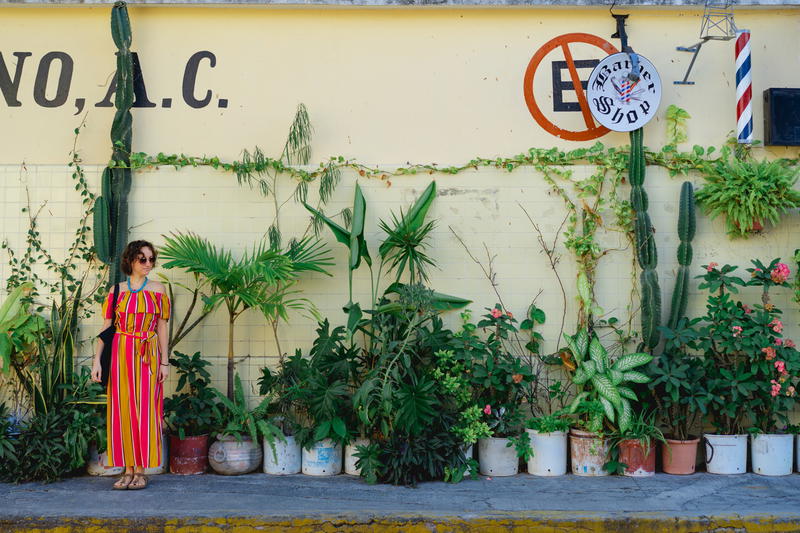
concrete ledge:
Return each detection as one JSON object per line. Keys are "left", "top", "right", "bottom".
{"left": 4, "top": 473, "right": 800, "bottom": 532}
{"left": 5, "top": 513, "right": 800, "bottom": 532}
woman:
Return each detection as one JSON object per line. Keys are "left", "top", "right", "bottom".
{"left": 91, "top": 240, "right": 170, "bottom": 490}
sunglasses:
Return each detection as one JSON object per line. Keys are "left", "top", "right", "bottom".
{"left": 137, "top": 256, "right": 156, "bottom": 265}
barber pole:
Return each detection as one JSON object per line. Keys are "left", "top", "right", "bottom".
{"left": 735, "top": 29, "right": 753, "bottom": 144}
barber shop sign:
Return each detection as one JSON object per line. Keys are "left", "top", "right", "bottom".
{"left": 587, "top": 53, "right": 661, "bottom": 132}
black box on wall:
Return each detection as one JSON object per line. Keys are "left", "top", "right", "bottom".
{"left": 764, "top": 88, "right": 800, "bottom": 146}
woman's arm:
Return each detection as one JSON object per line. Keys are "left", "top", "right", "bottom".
{"left": 91, "top": 317, "right": 113, "bottom": 383}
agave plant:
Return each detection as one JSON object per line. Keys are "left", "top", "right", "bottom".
{"left": 564, "top": 329, "right": 652, "bottom": 434}
{"left": 159, "top": 232, "right": 332, "bottom": 399}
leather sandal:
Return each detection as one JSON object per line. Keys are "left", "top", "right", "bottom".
{"left": 128, "top": 473, "right": 148, "bottom": 490}
{"left": 112, "top": 473, "right": 133, "bottom": 490}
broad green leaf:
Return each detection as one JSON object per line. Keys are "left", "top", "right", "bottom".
{"left": 572, "top": 366, "right": 589, "bottom": 385}
{"left": 622, "top": 371, "right": 650, "bottom": 384}
{"left": 612, "top": 353, "right": 653, "bottom": 372}
{"left": 599, "top": 396, "right": 615, "bottom": 423}
{"left": 582, "top": 360, "right": 597, "bottom": 380}
{"left": 575, "top": 329, "right": 589, "bottom": 359}
{"left": 618, "top": 387, "right": 638, "bottom": 401}
{"left": 617, "top": 398, "right": 633, "bottom": 433}
{"left": 588, "top": 336, "right": 607, "bottom": 373}
{"left": 610, "top": 369, "right": 624, "bottom": 386}
{"left": 590, "top": 374, "right": 622, "bottom": 409}
{"left": 332, "top": 417, "right": 347, "bottom": 439}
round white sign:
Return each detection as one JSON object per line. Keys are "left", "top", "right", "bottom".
{"left": 586, "top": 53, "right": 662, "bottom": 132}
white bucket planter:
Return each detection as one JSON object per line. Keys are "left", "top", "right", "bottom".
{"left": 302, "top": 438, "right": 342, "bottom": 476}
{"left": 264, "top": 434, "right": 302, "bottom": 475}
{"left": 86, "top": 444, "right": 124, "bottom": 476}
{"left": 478, "top": 437, "right": 518, "bottom": 477}
{"left": 526, "top": 429, "right": 567, "bottom": 476}
{"left": 344, "top": 438, "right": 370, "bottom": 476}
{"left": 751, "top": 434, "right": 793, "bottom": 476}
{"left": 144, "top": 432, "right": 169, "bottom": 475}
{"left": 704, "top": 434, "right": 747, "bottom": 474}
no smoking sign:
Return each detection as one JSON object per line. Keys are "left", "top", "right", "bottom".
{"left": 523, "top": 33, "right": 619, "bottom": 141}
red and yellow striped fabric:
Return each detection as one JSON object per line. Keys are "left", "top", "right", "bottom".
{"left": 102, "top": 289, "right": 171, "bottom": 468}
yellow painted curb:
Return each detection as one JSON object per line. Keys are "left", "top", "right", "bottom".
{"left": 4, "top": 513, "right": 800, "bottom": 533}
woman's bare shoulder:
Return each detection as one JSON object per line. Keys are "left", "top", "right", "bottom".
{"left": 148, "top": 280, "right": 167, "bottom": 294}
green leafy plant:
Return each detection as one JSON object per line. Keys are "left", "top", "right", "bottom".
{"left": 526, "top": 410, "right": 571, "bottom": 434}
{"left": 159, "top": 232, "right": 331, "bottom": 399}
{"left": 695, "top": 157, "right": 800, "bottom": 238}
{"left": 649, "top": 318, "right": 709, "bottom": 441}
{"left": 213, "top": 375, "right": 284, "bottom": 457}
{"left": 163, "top": 351, "right": 222, "bottom": 440}
{"left": 564, "top": 328, "right": 653, "bottom": 434}
{"left": 291, "top": 320, "right": 357, "bottom": 448}
{"left": 613, "top": 410, "right": 667, "bottom": 454}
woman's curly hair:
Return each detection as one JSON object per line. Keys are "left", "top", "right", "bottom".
{"left": 120, "top": 240, "right": 157, "bottom": 276}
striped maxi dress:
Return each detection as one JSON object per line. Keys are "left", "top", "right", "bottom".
{"left": 102, "top": 289, "right": 171, "bottom": 468}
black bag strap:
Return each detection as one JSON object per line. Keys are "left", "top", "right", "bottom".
{"left": 110, "top": 281, "right": 120, "bottom": 328}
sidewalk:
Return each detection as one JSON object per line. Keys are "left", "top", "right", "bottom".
{"left": 3, "top": 472, "right": 800, "bottom": 532}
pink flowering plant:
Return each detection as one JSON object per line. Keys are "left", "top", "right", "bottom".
{"left": 449, "top": 306, "right": 535, "bottom": 453}
{"left": 696, "top": 261, "right": 800, "bottom": 434}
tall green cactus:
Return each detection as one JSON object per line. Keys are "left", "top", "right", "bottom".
{"left": 93, "top": 2, "right": 133, "bottom": 286}
{"left": 667, "top": 182, "right": 695, "bottom": 329}
{"left": 629, "top": 128, "right": 661, "bottom": 350}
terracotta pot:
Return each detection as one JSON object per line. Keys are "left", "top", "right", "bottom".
{"left": 662, "top": 437, "right": 699, "bottom": 475}
{"left": 618, "top": 439, "right": 656, "bottom": 477}
{"left": 569, "top": 429, "right": 609, "bottom": 476}
{"left": 169, "top": 434, "right": 208, "bottom": 475}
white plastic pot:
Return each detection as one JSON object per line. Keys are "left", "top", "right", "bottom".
{"left": 478, "top": 437, "right": 519, "bottom": 477}
{"left": 704, "top": 434, "right": 747, "bottom": 474}
{"left": 86, "top": 444, "right": 124, "bottom": 477}
{"left": 751, "top": 434, "right": 793, "bottom": 476}
{"left": 144, "top": 432, "right": 169, "bottom": 475}
{"left": 526, "top": 429, "right": 567, "bottom": 476}
{"left": 302, "top": 438, "right": 342, "bottom": 476}
{"left": 263, "top": 434, "right": 302, "bottom": 475}
{"left": 344, "top": 438, "right": 370, "bottom": 476}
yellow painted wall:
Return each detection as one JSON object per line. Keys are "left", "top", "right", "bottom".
{"left": 2, "top": 6, "right": 800, "bottom": 402}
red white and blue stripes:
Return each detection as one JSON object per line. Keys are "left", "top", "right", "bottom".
{"left": 735, "top": 29, "right": 753, "bottom": 145}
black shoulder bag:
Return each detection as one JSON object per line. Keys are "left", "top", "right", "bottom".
{"left": 97, "top": 283, "right": 120, "bottom": 388}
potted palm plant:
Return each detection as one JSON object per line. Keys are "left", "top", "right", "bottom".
{"left": 650, "top": 318, "right": 709, "bottom": 474}
{"left": 159, "top": 233, "right": 332, "bottom": 400}
{"left": 209, "top": 374, "right": 283, "bottom": 476}
{"left": 164, "top": 351, "right": 222, "bottom": 475}
{"left": 563, "top": 329, "right": 653, "bottom": 476}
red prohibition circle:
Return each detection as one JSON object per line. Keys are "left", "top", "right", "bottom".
{"left": 523, "top": 33, "right": 619, "bottom": 141}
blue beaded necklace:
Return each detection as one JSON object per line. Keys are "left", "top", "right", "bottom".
{"left": 127, "top": 276, "right": 148, "bottom": 294}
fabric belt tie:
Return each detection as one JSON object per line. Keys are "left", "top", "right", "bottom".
{"left": 118, "top": 330, "right": 159, "bottom": 369}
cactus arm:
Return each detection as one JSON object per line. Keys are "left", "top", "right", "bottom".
{"left": 667, "top": 182, "right": 696, "bottom": 329}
